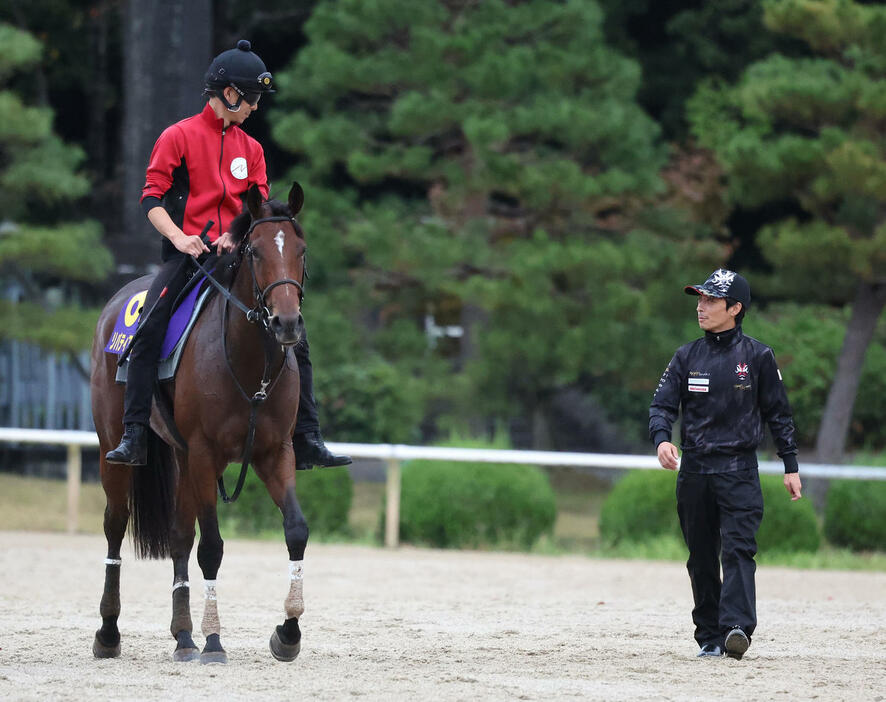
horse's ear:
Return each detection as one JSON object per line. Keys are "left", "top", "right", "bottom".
{"left": 246, "top": 184, "right": 264, "bottom": 219}
{"left": 288, "top": 181, "right": 304, "bottom": 216}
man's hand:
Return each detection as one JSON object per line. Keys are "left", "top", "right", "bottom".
{"left": 213, "top": 230, "right": 236, "bottom": 254}
{"left": 172, "top": 231, "right": 210, "bottom": 257}
{"left": 657, "top": 441, "right": 680, "bottom": 471}
{"left": 784, "top": 472, "right": 802, "bottom": 501}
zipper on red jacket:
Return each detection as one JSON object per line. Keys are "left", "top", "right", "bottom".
{"left": 216, "top": 128, "right": 227, "bottom": 240}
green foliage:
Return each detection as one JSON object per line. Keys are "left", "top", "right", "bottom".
{"left": 598, "top": 470, "right": 681, "bottom": 545}
{"left": 599, "top": 470, "right": 820, "bottom": 553}
{"left": 393, "top": 459, "right": 557, "bottom": 549}
{"left": 217, "top": 466, "right": 353, "bottom": 537}
{"left": 757, "top": 475, "right": 820, "bottom": 553}
{"left": 0, "top": 22, "right": 111, "bottom": 354}
{"left": 824, "top": 478, "right": 886, "bottom": 552}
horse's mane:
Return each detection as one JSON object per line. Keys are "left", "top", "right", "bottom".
{"left": 214, "top": 199, "right": 299, "bottom": 288}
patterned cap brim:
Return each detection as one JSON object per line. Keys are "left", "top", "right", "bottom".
{"left": 684, "top": 285, "right": 726, "bottom": 298}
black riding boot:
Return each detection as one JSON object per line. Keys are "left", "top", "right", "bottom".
{"left": 294, "top": 431, "right": 352, "bottom": 471}
{"left": 105, "top": 423, "right": 148, "bottom": 466}
{"left": 292, "top": 335, "right": 351, "bottom": 470}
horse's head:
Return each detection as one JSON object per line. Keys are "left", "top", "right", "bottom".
{"left": 239, "top": 182, "right": 307, "bottom": 346}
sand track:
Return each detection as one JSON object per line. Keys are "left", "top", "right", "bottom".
{"left": 0, "top": 531, "right": 883, "bottom": 701}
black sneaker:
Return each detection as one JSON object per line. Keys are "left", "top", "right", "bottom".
{"left": 105, "top": 423, "right": 148, "bottom": 466}
{"left": 293, "top": 431, "right": 352, "bottom": 471}
{"left": 725, "top": 627, "right": 750, "bottom": 660}
{"left": 697, "top": 643, "right": 723, "bottom": 658}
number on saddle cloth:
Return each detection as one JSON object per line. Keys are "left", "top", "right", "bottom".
{"left": 105, "top": 274, "right": 214, "bottom": 384}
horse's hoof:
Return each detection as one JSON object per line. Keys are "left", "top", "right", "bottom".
{"left": 200, "top": 650, "right": 228, "bottom": 665}
{"left": 172, "top": 647, "right": 200, "bottom": 662}
{"left": 270, "top": 628, "right": 301, "bottom": 662}
{"left": 92, "top": 631, "right": 121, "bottom": 659}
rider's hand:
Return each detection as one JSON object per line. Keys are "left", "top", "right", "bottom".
{"left": 173, "top": 231, "right": 210, "bottom": 257}
{"left": 213, "top": 231, "right": 236, "bottom": 254}
{"left": 657, "top": 441, "right": 680, "bottom": 471}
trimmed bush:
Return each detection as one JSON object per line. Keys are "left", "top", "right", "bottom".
{"left": 599, "top": 470, "right": 820, "bottom": 553}
{"left": 824, "top": 479, "right": 886, "bottom": 552}
{"left": 757, "top": 475, "right": 820, "bottom": 553}
{"left": 392, "top": 460, "right": 557, "bottom": 549}
{"left": 217, "top": 465, "right": 352, "bottom": 537}
{"left": 598, "top": 470, "right": 681, "bottom": 545}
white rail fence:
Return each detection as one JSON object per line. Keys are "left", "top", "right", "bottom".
{"left": 1, "top": 427, "right": 884, "bottom": 547}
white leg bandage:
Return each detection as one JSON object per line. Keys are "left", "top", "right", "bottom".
{"left": 201, "top": 580, "right": 220, "bottom": 637}
{"left": 104, "top": 558, "right": 122, "bottom": 566}
{"left": 284, "top": 560, "right": 305, "bottom": 620}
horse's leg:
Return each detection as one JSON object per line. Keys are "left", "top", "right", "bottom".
{"left": 93, "top": 464, "right": 130, "bottom": 658}
{"left": 169, "top": 462, "right": 200, "bottom": 662}
{"left": 193, "top": 471, "right": 227, "bottom": 665}
{"left": 266, "top": 461, "right": 308, "bottom": 662}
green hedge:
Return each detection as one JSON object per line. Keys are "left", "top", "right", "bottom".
{"left": 824, "top": 479, "right": 886, "bottom": 552}
{"left": 389, "top": 460, "right": 557, "bottom": 549}
{"left": 598, "top": 470, "right": 681, "bottom": 545}
{"left": 757, "top": 475, "right": 820, "bottom": 553}
{"left": 217, "top": 465, "right": 352, "bottom": 537}
{"left": 599, "top": 470, "right": 820, "bottom": 553}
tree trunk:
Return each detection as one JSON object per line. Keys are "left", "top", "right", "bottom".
{"left": 815, "top": 281, "right": 886, "bottom": 462}
{"left": 117, "top": 0, "right": 211, "bottom": 272}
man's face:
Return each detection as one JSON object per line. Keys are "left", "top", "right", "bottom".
{"left": 696, "top": 293, "right": 738, "bottom": 333}
{"left": 222, "top": 87, "right": 259, "bottom": 124}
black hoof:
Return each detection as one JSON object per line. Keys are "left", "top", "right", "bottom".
{"left": 92, "top": 630, "right": 121, "bottom": 659}
{"left": 270, "top": 621, "right": 301, "bottom": 662}
{"left": 200, "top": 633, "right": 228, "bottom": 665}
{"left": 172, "top": 630, "right": 199, "bottom": 662}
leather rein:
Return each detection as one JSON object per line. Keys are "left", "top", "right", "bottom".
{"left": 189, "top": 214, "right": 305, "bottom": 503}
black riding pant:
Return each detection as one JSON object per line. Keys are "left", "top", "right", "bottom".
{"left": 676, "top": 468, "right": 764, "bottom": 648}
{"left": 124, "top": 254, "right": 321, "bottom": 434}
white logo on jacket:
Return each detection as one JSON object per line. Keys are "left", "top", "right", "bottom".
{"left": 230, "top": 157, "right": 248, "bottom": 180}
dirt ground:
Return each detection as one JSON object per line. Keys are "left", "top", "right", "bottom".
{"left": 0, "top": 531, "right": 883, "bottom": 702}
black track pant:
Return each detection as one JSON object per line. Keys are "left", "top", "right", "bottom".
{"left": 124, "top": 255, "right": 320, "bottom": 434}
{"left": 676, "top": 468, "right": 764, "bottom": 648}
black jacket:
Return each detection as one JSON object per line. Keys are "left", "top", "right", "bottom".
{"left": 649, "top": 326, "right": 798, "bottom": 474}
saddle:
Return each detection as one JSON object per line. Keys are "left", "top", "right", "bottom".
{"left": 105, "top": 274, "right": 214, "bottom": 384}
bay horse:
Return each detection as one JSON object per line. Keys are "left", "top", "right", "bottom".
{"left": 90, "top": 182, "right": 310, "bottom": 664}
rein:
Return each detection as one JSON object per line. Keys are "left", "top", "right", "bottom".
{"left": 192, "top": 214, "right": 305, "bottom": 504}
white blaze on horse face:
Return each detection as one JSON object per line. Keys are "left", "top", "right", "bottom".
{"left": 275, "top": 229, "right": 285, "bottom": 258}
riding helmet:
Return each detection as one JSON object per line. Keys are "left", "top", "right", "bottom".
{"left": 204, "top": 39, "right": 274, "bottom": 108}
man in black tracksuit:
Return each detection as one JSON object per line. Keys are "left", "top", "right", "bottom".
{"left": 649, "top": 269, "right": 802, "bottom": 660}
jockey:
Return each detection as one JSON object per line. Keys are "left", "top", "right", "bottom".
{"left": 106, "top": 40, "right": 351, "bottom": 472}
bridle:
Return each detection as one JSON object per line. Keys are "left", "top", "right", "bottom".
{"left": 190, "top": 212, "right": 306, "bottom": 503}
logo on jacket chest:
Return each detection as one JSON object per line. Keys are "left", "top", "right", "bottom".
{"left": 687, "top": 371, "right": 709, "bottom": 393}
{"left": 230, "top": 157, "right": 248, "bottom": 180}
{"left": 735, "top": 362, "right": 749, "bottom": 381}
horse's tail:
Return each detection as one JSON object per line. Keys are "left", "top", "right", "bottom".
{"left": 128, "top": 429, "right": 175, "bottom": 559}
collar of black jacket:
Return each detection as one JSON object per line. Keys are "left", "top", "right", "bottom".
{"left": 704, "top": 325, "right": 742, "bottom": 346}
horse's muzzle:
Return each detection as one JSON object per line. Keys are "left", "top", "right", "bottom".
{"left": 269, "top": 313, "right": 304, "bottom": 346}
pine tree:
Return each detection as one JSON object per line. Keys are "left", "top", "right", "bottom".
{"left": 272, "top": 0, "right": 714, "bottom": 442}
{"left": 0, "top": 22, "right": 111, "bottom": 353}
{"left": 689, "top": 0, "right": 886, "bottom": 460}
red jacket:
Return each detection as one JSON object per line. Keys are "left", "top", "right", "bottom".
{"left": 141, "top": 103, "right": 269, "bottom": 259}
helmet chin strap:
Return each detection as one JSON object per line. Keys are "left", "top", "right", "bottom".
{"left": 217, "top": 89, "right": 245, "bottom": 113}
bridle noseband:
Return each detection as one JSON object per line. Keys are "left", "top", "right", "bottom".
{"left": 241, "top": 215, "right": 305, "bottom": 329}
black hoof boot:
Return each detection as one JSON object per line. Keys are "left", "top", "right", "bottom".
{"left": 92, "top": 629, "right": 121, "bottom": 658}
{"left": 269, "top": 617, "right": 301, "bottom": 662}
{"left": 200, "top": 633, "right": 228, "bottom": 665}
{"left": 172, "top": 630, "right": 199, "bottom": 662}
{"left": 105, "top": 423, "right": 148, "bottom": 466}
{"left": 294, "top": 431, "right": 352, "bottom": 471}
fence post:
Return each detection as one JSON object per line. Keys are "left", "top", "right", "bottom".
{"left": 66, "top": 443, "right": 81, "bottom": 534}
{"left": 384, "top": 457, "right": 401, "bottom": 549}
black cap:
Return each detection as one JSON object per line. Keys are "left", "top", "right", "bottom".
{"left": 684, "top": 269, "right": 751, "bottom": 307}
{"left": 204, "top": 39, "right": 274, "bottom": 95}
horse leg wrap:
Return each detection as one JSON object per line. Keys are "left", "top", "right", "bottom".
{"left": 170, "top": 581, "right": 193, "bottom": 638}
{"left": 201, "top": 580, "right": 220, "bottom": 638}
{"left": 284, "top": 560, "right": 305, "bottom": 620}
{"left": 100, "top": 562, "right": 121, "bottom": 619}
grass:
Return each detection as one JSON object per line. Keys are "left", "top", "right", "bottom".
{"left": 2, "top": 471, "right": 884, "bottom": 571}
